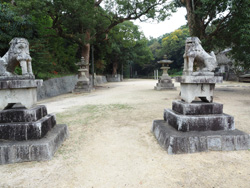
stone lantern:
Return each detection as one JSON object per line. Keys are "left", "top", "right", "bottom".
{"left": 76, "top": 57, "right": 89, "bottom": 83}
{"left": 154, "top": 55, "right": 176, "bottom": 90}
{"left": 74, "top": 57, "right": 93, "bottom": 92}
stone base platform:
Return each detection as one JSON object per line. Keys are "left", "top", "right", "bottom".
{"left": 74, "top": 80, "right": 94, "bottom": 93}
{"left": 154, "top": 85, "right": 176, "bottom": 91}
{"left": 0, "top": 124, "right": 68, "bottom": 165}
{"left": 0, "top": 79, "right": 43, "bottom": 110}
{"left": 152, "top": 120, "right": 250, "bottom": 154}
{"left": 154, "top": 78, "right": 176, "bottom": 91}
{"left": 164, "top": 109, "right": 234, "bottom": 132}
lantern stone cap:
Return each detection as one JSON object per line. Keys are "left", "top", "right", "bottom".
{"left": 76, "top": 57, "right": 88, "bottom": 66}
{"left": 157, "top": 55, "right": 173, "bottom": 65}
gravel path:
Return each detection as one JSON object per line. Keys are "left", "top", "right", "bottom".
{"left": 1, "top": 79, "right": 249, "bottom": 188}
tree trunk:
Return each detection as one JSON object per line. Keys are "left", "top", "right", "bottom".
{"left": 112, "top": 61, "right": 118, "bottom": 75}
{"left": 184, "top": 0, "right": 205, "bottom": 39}
{"left": 81, "top": 31, "right": 91, "bottom": 77}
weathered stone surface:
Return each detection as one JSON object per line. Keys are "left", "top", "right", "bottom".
{"left": 106, "top": 74, "right": 123, "bottom": 82}
{"left": 74, "top": 82, "right": 93, "bottom": 93}
{"left": 172, "top": 100, "right": 223, "bottom": 115}
{"left": 157, "top": 83, "right": 175, "bottom": 87}
{"left": 0, "top": 38, "right": 33, "bottom": 77}
{"left": 183, "top": 37, "right": 217, "bottom": 75}
{"left": 0, "top": 79, "right": 42, "bottom": 89}
{"left": 0, "top": 105, "right": 47, "bottom": 123}
{"left": 154, "top": 83, "right": 176, "bottom": 91}
{"left": 207, "top": 136, "right": 222, "bottom": 150}
{"left": 152, "top": 120, "right": 249, "bottom": 154}
{"left": 164, "top": 109, "right": 234, "bottom": 132}
{"left": 176, "top": 75, "right": 223, "bottom": 84}
{"left": 0, "top": 124, "right": 68, "bottom": 165}
{"left": 0, "top": 75, "right": 35, "bottom": 80}
{"left": 37, "top": 75, "right": 78, "bottom": 100}
{"left": 0, "top": 114, "right": 56, "bottom": 141}
{"left": 0, "top": 79, "right": 43, "bottom": 110}
{"left": 180, "top": 83, "right": 215, "bottom": 103}
{"left": 0, "top": 88, "right": 38, "bottom": 110}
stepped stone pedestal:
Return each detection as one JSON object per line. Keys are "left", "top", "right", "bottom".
{"left": 0, "top": 38, "right": 68, "bottom": 164}
{"left": 152, "top": 37, "right": 249, "bottom": 154}
{"left": 152, "top": 100, "right": 249, "bottom": 154}
{"left": 0, "top": 79, "right": 68, "bottom": 164}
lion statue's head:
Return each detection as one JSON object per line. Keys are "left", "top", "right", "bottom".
{"left": 8, "top": 38, "right": 32, "bottom": 62}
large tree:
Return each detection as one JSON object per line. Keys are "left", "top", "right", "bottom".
{"left": 0, "top": 2, "right": 34, "bottom": 55}
{"left": 95, "top": 21, "right": 153, "bottom": 76}
{"left": 14, "top": 0, "right": 175, "bottom": 67}
{"left": 175, "top": 0, "right": 250, "bottom": 70}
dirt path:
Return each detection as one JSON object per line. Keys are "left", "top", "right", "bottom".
{"left": 1, "top": 79, "right": 249, "bottom": 188}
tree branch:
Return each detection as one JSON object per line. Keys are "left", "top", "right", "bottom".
{"left": 95, "top": 0, "right": 103, "bottom": 7}
{"left": 209, "top": 11, "right": 232, "bottom": 37}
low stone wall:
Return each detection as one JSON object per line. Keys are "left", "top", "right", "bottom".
{"left": 37, "top": 75, "right": 108, "bottom": 100}
{"left": 89, "top": 75, "right": 108, "bottom": 86}
{"left": 37, "top": 75, "right": 78, "bottom": 100}
{"left": 106, "top": 74, "right": 123, "bottom": 82}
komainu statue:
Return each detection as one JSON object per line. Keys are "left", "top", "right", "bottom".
{"left": 183, "top": 37, "right": 217, "bottom": 75}
{"left": 0, "top": 38, "right": 33, "bottom": 76}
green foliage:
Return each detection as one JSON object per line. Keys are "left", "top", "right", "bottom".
{"left": 174, "top": 0, "right": 250, "bottom": 71}
{"left": 147, "top": 25, "right": 189, "bottom": 73}
{"left": 0, "top": 3, "right": 34, "bottom": 55}
{"left": 95, "top": 21, "right": 153, "bottom": 75}
{"left": 168, "top": 68, "right": 183, "bottom": 77}
{"left": 103, "top": 0, "right": 176, "bottom": 22}
{"left": 1, "top": 0, "right": 181, "bottom": 78}
{"left": 225, "top": 0, "right": 250, "bottom": 71}
{"left": 161, "top": 25, "right": 189, "bottom": 69}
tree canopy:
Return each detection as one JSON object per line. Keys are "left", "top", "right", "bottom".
{"left": 0, "top": 0, "right": 249, "bottom": 78}
{"left": 174, "top": 0, "right": 250, "bottom": 70}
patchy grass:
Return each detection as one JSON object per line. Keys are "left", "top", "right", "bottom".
{"left": 56, "top": 103, "right": 133, "bottom": 125}
{"left": 55, "top": 103, "right": 134, "bottom": 157}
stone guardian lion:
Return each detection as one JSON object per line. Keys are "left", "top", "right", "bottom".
{"left": 183, "top": 37, "right": 217, "bottom": 75}
{"left": 0, "top": 38, "right": 33, "bottom": 76}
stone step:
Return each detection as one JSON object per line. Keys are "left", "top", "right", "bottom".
{"left": 0, "top": 124, "right": 68, "bottom": 165}
{"left": 0, "top": 114, "right": 56, "bottom": 141}
{"left": 152, "top": 120, "right": 249, "bottom": 154}
{"left": 157, "top": 83, "right": 174, "bottom": 87}
{"left": 172, "top": 100, "right": 223, "bottom": 115}
{"left": 164, "top": 109, "right": 234, "bottom": 132}
{"left": 0, "top": 105, "right": 47, "bottom": 123}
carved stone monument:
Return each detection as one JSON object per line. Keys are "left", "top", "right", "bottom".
{"left": 74, "top": 57, "right": 93, "bottom": 92}
{"left": 152, "top": 37, "right": 249, "bottom": 154}
{"left": 154, "top": 55, "right": 176, "bottom": 90}
{"left": 0, "top": 38, "right": 68, "bottom": 164}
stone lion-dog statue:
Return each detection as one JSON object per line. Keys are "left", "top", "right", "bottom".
{"left": 183, "top": 37, "right": 217, "bottom": 75}
{"left": 0, "top": 38, "right": 33, "bottom": 76}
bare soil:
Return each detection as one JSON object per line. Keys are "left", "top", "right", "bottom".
{"left": 1, "top": 79, "right": 249, "bottom": 188}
